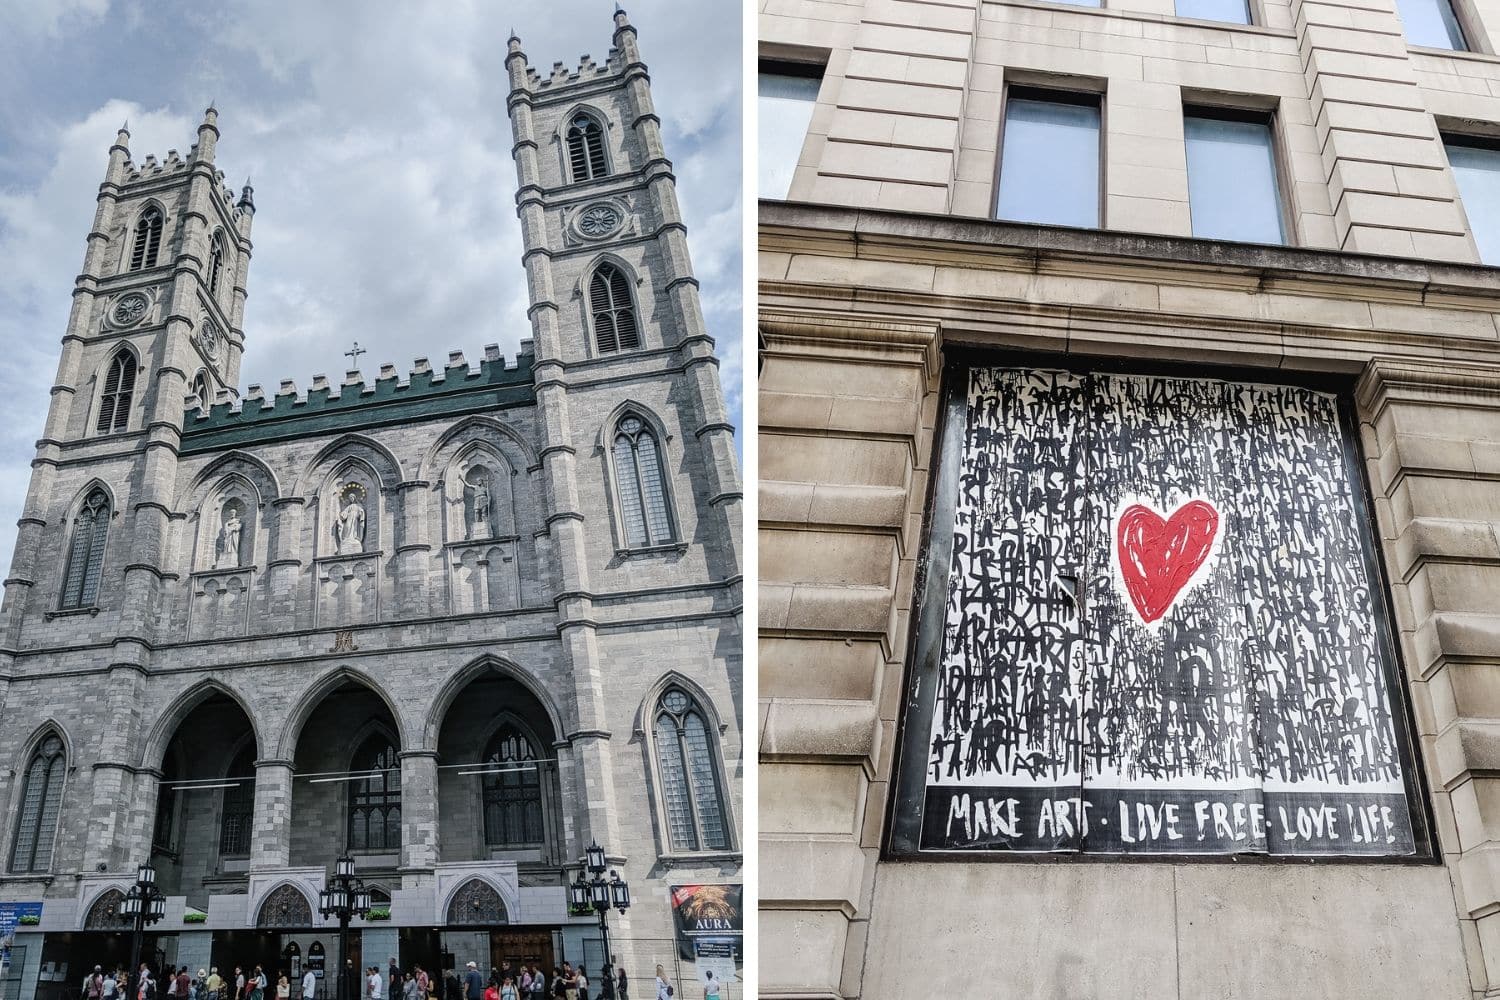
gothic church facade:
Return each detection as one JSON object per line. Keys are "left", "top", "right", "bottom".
{"left": 0, "top": 10, "right": 740, "bottom": 995}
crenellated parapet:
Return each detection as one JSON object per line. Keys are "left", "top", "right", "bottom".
{"left": 180, "top": 342, "right": 536, "bottom": 454}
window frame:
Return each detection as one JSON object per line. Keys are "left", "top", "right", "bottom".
{"left": 1395, "top": 0, "right": 1476, "bottom": 51}
{"left": 994, "top": 83, "right": 1106, "bottom": 230}
{"left": 347, "top": 732, "right": 402, "bottom": 854}
{"left": 757, "top": 58, "right": 826, "bottom": 201}
{"left": 565, "top": 110, "right": 612, "bottom": 184}
{"left": 481, "top": 721, "right": 547, "bottom": 850}
{"left": 650, "top": 686, "right": 735, "bottom": 856}
{"left": 604, "top": 407, "right": 680, "bottom": 553}
{"left": 1173, "top": 0, "right": 1255, "bottom": 26}
{"left": 128, "top": 205, "right": 166, "bottom": 272}
{"left": 1441, "top": 130, "right": 1500, "bottom": 265}
{"left": 96, "top": 347, "right": 139, "bottom": 435}
{"left": 218, "top": 742, "right": 257, "bottom": 859}
{"left": 587, "top": 260, "right": 644, "bottom": 356}
{"left": 1182, "top": 102, "right": 1295, "bottom": 248}
{"left": 208, "top": 229, "right": 228, "bottom": 299}
{"left": 60, "top": 487, "right": 112, "bottom": 611}
{"left": 884, "top": 349, "right": 1437, "bottom": 864}
{"left": 8, "top": 732, "right": 67, "bottom": 874}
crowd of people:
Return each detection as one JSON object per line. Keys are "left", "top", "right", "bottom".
{"left": 78, "top": 956, "right": 723, "bottom": 1000}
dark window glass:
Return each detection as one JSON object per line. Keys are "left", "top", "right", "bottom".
{"left": 589, "top": 263, "right": 641, "bottom": 354}
{"left": 483, "top": 726, "right": 544, "bottom": 848}
{"left": 97, "top": 350, "right": 137, "bottom": 433}
{"left": 613, "top": 414, "right": 673, "bottom": 547}
{"left": 654, "top": 688, "right": 729, "bottom": 853}
{"left": 61, "top": 489, "right": 110, "bottom": 609}
{"left": 1446, "top": 137, "right": 1500, "bottom": 264}
{"left": 566, "top": 115, "right": 609, "bottom": 182}
{"left": 1184, "top": 108, "right": 1285, "bottom": 245}
{"left": 152, "top": 758, "right": 177, "bottom": 854}
{"left": 995, "top": 90, "right": 1101, "bottom": 229}
{"left": 348, "top": 736, "right": 402, "bottom": 852}
{"left": 209, "top": 232, "right": 226, "bottom": 295}
{"left": 219, "top": 745, "right": 256, "bottom": 857}
{"left": 10, "top": 735, "right": 65, "bottom": 873}
{"left": 130, "top": 207, "right": 164, "bottom": 271}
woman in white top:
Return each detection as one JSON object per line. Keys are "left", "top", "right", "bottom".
{"left": 653, "top": 966, "right": 670, "bottom": 1000}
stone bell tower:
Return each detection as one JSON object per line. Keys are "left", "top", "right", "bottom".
{"left": 503, "top": 3, "right": 743, "bottom": 871}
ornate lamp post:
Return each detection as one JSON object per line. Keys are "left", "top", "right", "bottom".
{"left": 120, "top": 862, "right": 166, "bottom": 1000}
{"left": 568, "top": 843, "right": 631, "bottom": 993}
{"left": 318, "top": 854, "right": 371, "bottom": 1000}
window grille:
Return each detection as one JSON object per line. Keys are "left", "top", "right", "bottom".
{"left": 96, "top": 350, "right": 137, "bottom": 434}
{"left": 589, "top": 264, "right": 641, "bottom": 354}
{"left": 348, "top": 736, "right": 402, "bottom": 852}
{"left": 9, "top": 735, "right": 65, "bottom": 873}
{"left": 613, "top": 415, "right": 673, "bottom": 547}
{"left": 61, "top": 489, "right": 110, "bottom": 609}
{"left": 566, "top": 115, "right": 608, "bottom": 181}
{"left": 130, "top": 207, "right": 164, "bottom": 270}
{"left": 654, "top": 688, "right": 730, "bottom": 853}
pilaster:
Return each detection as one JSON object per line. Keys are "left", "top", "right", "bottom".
{"left": 249, "top": 759, "right": 295, "bottom": 868}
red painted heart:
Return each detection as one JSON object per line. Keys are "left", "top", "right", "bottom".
{"left": 1116, "top": 500, "right": 1220, "bottom": 624}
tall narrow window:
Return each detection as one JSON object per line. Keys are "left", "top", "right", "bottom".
{"left": 190, "top": 371, "right": 210, "bottom": 405}
{"left": 96, "top": 350, "right": 137, "bottom": 434}
{"left": 1177, "top": 0, "right": 1250, "bottom": 23}
{"left": 758, "top": 62, "right": 823, "bottom": 200}
{"left": 219, "top": 745, "right": 256, "bottom": 857}
{"left": 208, "top": 231, "right": 227, "bottom": 296}
{"left": 129, "top": 207, "right": 164, "bottom": 271}
{"left": 566, "top": 114, "right": 608, "bottom": 182}
{"left": 61, "top": 489, "right": 110, "bottom": 610}
{"left": 1396, "top": 0, "right": 1468, "bottom": 47}
{"left": 9, "top": 735, "right": 65, "bottom": 873}
{"left": 152, "top": 756, "right": 178, "bottom": 854}
{"left": 613, "top": 414, "right": 673, "bottom": 548}
{"left": 1184, "top": 107, "right": 1286, "bottom": 245}
{"left": 1445, "top": 135, "right": 1500, "bottom": 264}
{"left": 654, "top": 689, "right": 729, "bottom": 853}
{"left": 995, "top": 88, "right": 1101, "bottom": 229}
{"left": 348, "top": 736, "right": 401, "bottom": 852}
{"left": 589, "top": 263, "right": 641, "bottom": 354}
{"left": 482, "top": 726, "right": 544, "bottom": 848}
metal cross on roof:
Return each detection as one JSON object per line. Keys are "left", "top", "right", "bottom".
{"left": 344, "top": 341, "right": 366, "bottom": 368}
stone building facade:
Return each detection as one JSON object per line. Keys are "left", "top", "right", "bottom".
{"left": 0, "top": 10, "right": 741, "bottom": 1000}
{"left": 760, "top": 0, "right": 1500, "bottom": 997}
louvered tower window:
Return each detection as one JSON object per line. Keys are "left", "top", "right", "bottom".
{"left": 348, "top": 736, "right": 402, "bottom": 852}
{"left": 589, "top": 263, "right": 640, "bottom": 355}
{"left": 654, "top": 689, "right": 730, "bottom": 853}
{"left": 190, "top": 371, "right": 210, "bottom": 405}
{"left": 566, "top": 114, "right": 608, "bottom": 181}
{"left": 61, "top": 489, "right": 110, "bottom": 610}
{"left": 208, "top": 230, "right": 226, "bottom": 295}
{"left": 219, "top": 744, "right": 256, "bottom": 857}
{"left": 613, "top": 414, "right": 673, "bottom": 548}
{"left": 129, "top": 206, "right": 164, "bottom": 271}
{"left": 10, "top": 735, "right": 65, "bottom": 873}
{"left": 482, "top": 726, "right": 544, "bottom": 848}
{"left": 96, "top": 350, "right": 136, "bottom": 433}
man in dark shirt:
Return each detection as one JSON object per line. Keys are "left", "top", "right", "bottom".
{"left": 462, "top": 963, "right": 483, "bottom": 1000}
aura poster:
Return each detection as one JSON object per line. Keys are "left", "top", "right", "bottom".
{"left": 919, "top": 367, "right": 1414, "bottom": 856}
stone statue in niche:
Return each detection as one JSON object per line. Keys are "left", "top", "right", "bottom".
{"left": 215, "top": 502, "right": 243, "bottom": 569}
{"left": 469, "top": 472, "right": 492, "bottom": 540}
{"left": 334, "top": 483, "right": 367, "bottom": 555}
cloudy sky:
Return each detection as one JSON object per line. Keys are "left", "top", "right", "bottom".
{"left": 0, "top": 0, "right": 742, "bottom": 569}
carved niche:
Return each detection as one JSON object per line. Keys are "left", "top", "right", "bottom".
{"left": 445, "top": 878, "right": 509, "bottom": 926}
{"left": 84, "top": 889, "right": 132, "bottom": 930}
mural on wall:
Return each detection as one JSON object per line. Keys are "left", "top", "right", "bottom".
{"left": 920, "top": 367, "right": 1414, "bottom": 855}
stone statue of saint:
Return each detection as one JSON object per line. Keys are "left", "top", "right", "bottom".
{"left": 471, "top": 479, "right": 491, "bottom": 538}
{"left": 216, "top": 508, "right": 242, "bottom": 568}
{"left": 335, "top": 494, "right": 366, "bottom": 554}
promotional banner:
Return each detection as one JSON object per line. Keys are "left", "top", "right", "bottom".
{"left": 920, "top": 368, "right": 1414, "bottom": 856}
{"left": 669, "top": 884, "right": 742, "bottom": 962}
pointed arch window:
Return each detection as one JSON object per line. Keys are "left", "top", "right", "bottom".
{"left": 653, "top": 688, "right": 730, "bottom": 853}
{"left": 152, "top": 754, "right": 179, "bottom": 855}
{"left": 10, "top": 734, "right": 65, "bottom": 873}
{"left": 219, "top": 744, "right": 256, "bottom": 857}
{"left": 208, "top": 231, "right": 227, "bottom": 296}
{"left": 96, "top": 350, "right": 137, "bottom": 434}
{"left": 61, "top": 489, "right": 111, "bottom": 609}
{"left": 348, "top": 735, "right": 401, "bottom": 852}
{"left": 589, "top": 263, "right": 641, "bottom": 355}
{"left": 566, "top": 114, "right": 609, "bottom": 182}
{"left": 613, "top": 413, "right": 673, "bottom": 548}
{"left": 482, "top": 726, "right": 544, "bottom": 848}
{"left": 189, "top": 371, "right": 210, "bottom": 406}
{"left": 130, "top": 206, "right": 164, "bottom": 271}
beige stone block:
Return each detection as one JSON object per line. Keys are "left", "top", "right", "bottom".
{"left": 954, "top": 145, "right": 995, "bottom": 184}
{"left": 1336, "top": 190, "right": 1467, "bottom": 235}
{"left": 1394, "top": 516, "right": 1500, "bottom": 576}
{"left": 932, "top": 264, "right": 1032, "bottom": 299}
{"left": 865, "top": 0, "right": 982, "bottom": 32}
{"left": 1411, "top": 229, "right": 1479, "bottom": 263}
{"left": 1319, "top": 99, "right": 1438, "bottom": 139}
{"left": 807, "top": 172, "right": 883, "bottom": 207}
{"left": 760, "top": 836, "right": 869, "bottom": 908}
{"left": 1297, "top": 211, "right": 1340, "bottom": 248}
{"left": 1032, "top": 272, "right": 1163, "bottom": 310}
{"left": 759, "top": 635, "right": 883, "bottom": 702}
{"left": 820, "top": 140, "right": 955, "bottom": 185}
{"left": 1437, "top": 719, "right": 1500, "bottom": 787}
{"left": 979, "top": 37, "right": 1146, "bottom": 79}
{"left": 896, "top": 115, "right": 960, "bottom": 150}
{"left": 1262, "top": 291, "right": 1374, "bottom": 327}
{"left": 837, "top": 76, "right": 965, "bottom": 118}
{"left": 1303, "top": 20, "right": 1412, "bottom": 54}
{"left": 1314, "top": 72, "right": 1426, "bottom": 110}
{"left": 1111, "top": 77, "right": 1187, "bottom": 110}
{"left": 786, "top": 253, "right": 937, "bottom": 293}
{"left": 826, "top": 108, "right": 898, "bottom": 145}
{"left": 1108, "top": 161, "right": 1191, "bottom": 202}
{"left": 1108, "top": 101, "right": 1188, "bottom": 141}
{"left": 1328, "top": 129, "right": 1450, "bottom": 169}
{"left": 761, "top": 526, "right": 897, "bottom": 588}
{"left": 1110, "top": 130, "right": 1193, "bottom": 169}
{"left": 759, "top": 761, "right": 865, "bottom": 835}
{"left": 809, "top": 484, "right": 912, "bottom": 529}
{"left": 1394, "top": 163, "right": 1460, "bottom": 200}
{"left": 1294, "top": 179, "right": 1335, "bottom": 216}
{"left": 1422, "top": 562, "right": 1500, "bottom": 616}
{"left": 1406, "top": 476, "right": 1500, "bottom": 521}
{"left": 844, "top": 48, "right": 910, "bottom": 84}
{"left": 760, "top": 481, "right": 816, "bottom": 526}
{"left": 1342, "top": 223, "right": 1418, "bottom": 256}
{"left": 784, "top": 582, "right": 895, "bottom": 634}
{"left": 760, "top": 390, "right": 837, "bottom": 431}
{"left": 1105, "top": 194, "right": 1194, "bottom": 236}
{"left": 875, "top": 180, "right": 949, "bottom": 213}
{"left": 1369, "top": 300, "right": 1496, "bottom": 339}
{"left": 853, "top": 21, "right": 975, "bottom": 60}
{"left": 760, "top": 250, "right": 792, "bottom": 281}
{"left": 758, "top": 908, "right": 848, "bottom": 995}
{"left": 950, "top": 179, "right": 992, "bottom": 218}
{"left": 759, "top": 432, "right": 914, "bottom": 490}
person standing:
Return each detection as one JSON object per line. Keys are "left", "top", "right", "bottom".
{"left": 368, "top": 968, "right": 383, "bottom": 1000}
{"left": 138, "top": 965, "right": 155, "bottom": 1000}
{"left": 652, "top": 967, "right": 670, "bottom": 1000}
{"left": 615, "top": 964, "right": 627, "bottom": 1000}
{"left": 462, "top": 963, "right": 482, "bottom": 1000}
{"left": 700, "top": 972, "right": 719, "bottom": 1000}
{"left": 277, "top": 975, "right": 290, "bottom": 1000}
{"left": 234, "top": 967, "right": 246, "bottom": 1000}
{"left": 301, "top": 967, "right": 316, "bottom": 1000}
{"left": 388, "top": 961, "right": 400, "bottom": 1000}
{"left": 576, "top": 969, "right": 588, "bottom": 1000}
{"left": 177, "top": 967, "right": 193, "bottom": 1000}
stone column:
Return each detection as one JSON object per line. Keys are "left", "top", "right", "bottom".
{"left": 399, "top": 750, "right": 440, "bottom": 872}
{"left": 393, "top": 481, "right": 431, "bottom": 619}
{"left": 267, "top": 497, "right": 304, "bottom": 623}
{"left": 249, "top": 758, "right": 294, "bottom": 868}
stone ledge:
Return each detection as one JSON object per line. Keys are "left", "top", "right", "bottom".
{"left": 760, "top": 697, "right": 880, "bottom": 764}
{"left": 758, "top": 836, "right": 870, "bottom": 913}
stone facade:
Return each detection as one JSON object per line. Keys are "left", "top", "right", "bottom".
{"left": 760, "top": 0, "right": 1500, "bottom": 996}
{"left": 0, "top": 10, "right": 740, "bottom": 999}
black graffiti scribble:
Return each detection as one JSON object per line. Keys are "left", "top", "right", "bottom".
{"left": 929, "top": 369, "right": 1404, "bottom": 790}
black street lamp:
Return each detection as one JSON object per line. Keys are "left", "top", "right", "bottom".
{"left": 119, "top": 862, "right": 166, "bottom": 1000}
{"left": 318, "top": 855, "right": 371, "bottom": 1000}
{"left": 568, "top": 842, "right": 630, "bottom": 994}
